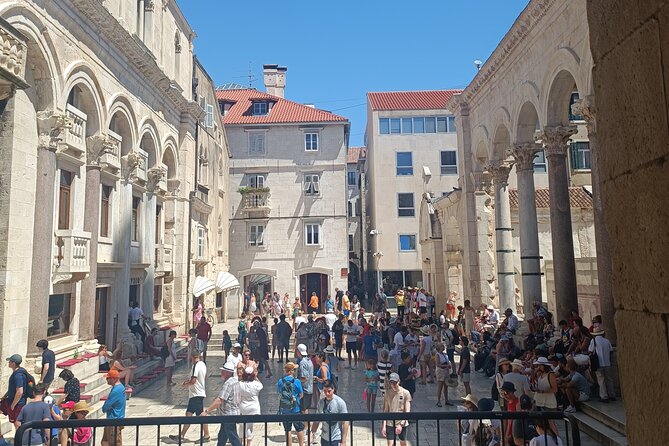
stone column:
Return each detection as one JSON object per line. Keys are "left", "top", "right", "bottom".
{"left": 27, "top": 113, "right": 70, "bottom": 353}
{"left": 78, "top": 135, "right": 108, "bottom": 341}
{"left": 143, "top": 1, "right": 155, "bottom": 49}
{"left": 143, "top": 168, "right": 164, "bottom": 318}
{"left": 488, "top": 160, "right": 516, "bottom": 312}
{"left": 540, "top": 125, "right": 578, "bottom": 321}
{"left": 572, "top": 97, "right": 616, "bottom": 343}
{"left": 507, "top": 144, "right": 543, "bottom": 316}
{"left": 113, "top": 152, "right": 140, "bottom": 347}
{"left": 470, "top": 171, "right": 495, "bottom": 307}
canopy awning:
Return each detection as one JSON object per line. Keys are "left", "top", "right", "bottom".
{"left": 193, "top": 276, "right": 215, "bottom": 297}
{"left": 216, "top": 271, "right": 240, "bottom": 292}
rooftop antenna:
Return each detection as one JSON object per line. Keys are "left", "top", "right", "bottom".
{"left": 246, "top": 62, "right": 257, "bottom": 88}
{"left": 474, "top": 59, "right": 483, "bottom": 71}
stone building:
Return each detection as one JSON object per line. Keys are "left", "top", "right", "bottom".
{"left": 218, "top": 65, "right": 350, "bottom": 311}
{"left": 346, "top": 146, "right": 366, "bottom": 295}
{"left": 364, "top": 91, "right": 461, "bottom": 305}
{"left": 431, "top": 0, "right": 606, "bottom": 328}
{"left": 0, "top": 0, "right": 230, "bottom": 398}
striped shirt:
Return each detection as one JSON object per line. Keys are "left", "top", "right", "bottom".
{"left": 377, "top": 361, "right": 393, "bottom": 395}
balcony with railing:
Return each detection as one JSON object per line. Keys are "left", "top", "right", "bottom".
{"left": 155, "top": 244, "right": 173, "bottom": 274}
{"left": 53, "top": 229, "right": 91, "bottom": 277}
{"left": 239, "top": 188, "right": 271, "bottom": 215}
{"left": 102, "top": 129, "right": 122, "bottom": 173}
{"left": 62, "top": 104, "right": 87, "bottom": 160}
{"left": 135, "top": 148, "right": 148, "bottom": 183}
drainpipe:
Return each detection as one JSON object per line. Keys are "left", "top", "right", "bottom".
{"left": 186, "top": 69, "right": 200, "bottom": 331}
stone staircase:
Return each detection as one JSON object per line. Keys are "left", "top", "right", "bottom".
{"left": 574, "top": 399, "right": 627, "bottom": 446}
{"left": 0, "top": 328, "right": 190, "bottom": 441}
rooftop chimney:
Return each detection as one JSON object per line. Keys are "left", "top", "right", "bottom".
{"left": 263, "top": 64, "right": 287, "bottom": 98}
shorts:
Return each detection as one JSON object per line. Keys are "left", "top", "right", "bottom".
{"left": 386, "top": 424, "right": 408, "bottom": 441}
{"left": 320, "top": 440, "right": 341, "bottom": 446}
{"left": 578, "top": 392, "right": 590, "bottom": 402}
{"left": 0, "top": 398, "right": 23, "bottom": 423}
{"left": 460, "top": 373, "right": 470, "bottom": 383}
{"left": 346, "top": 342, "right": 357, "bottom": 354}
{"left": 419, "top": 307, "right": 427, "bottom": 314}
{"left": 301, "top": 393, "right": 313, "bottom": 410}
{"left": 283, "top": 421, "right": 305, "bottom": 433}
{"left": 186, "top": 396, "right": 205, "bottom": 415}
{"left": 435, "top": 368, "right": 448, "bottom": 382}
{"left": 102, "top": 425, "right": 123, "bottom": 445}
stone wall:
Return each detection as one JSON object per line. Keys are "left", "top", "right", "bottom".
{"left": 587, "top": 0, "right": 669, "bottom": 442}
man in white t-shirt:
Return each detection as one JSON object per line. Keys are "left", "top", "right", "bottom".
{"left": 170, "top": 350, "right": 209, "bottom": 442}
{"left": 344, "top": 320, "right": 362, "bottom": 369}
{"left": 417, "top": 289, "right": 428, "bottom": 314}
{"left": 390, "top": 326, "right": 407, "bottom": 369}
{"left": 324, "top": 309, "right": 337, "bottom": 335}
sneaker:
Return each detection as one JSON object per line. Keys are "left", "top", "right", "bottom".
{"left": 564, "top": 405, "right": 576, "bottom": 413}
{"left": 599, "top": 398, "right": 610, "bottom": 403}
{"left": 168, "top": 434, "right": 186, "bottom": 441}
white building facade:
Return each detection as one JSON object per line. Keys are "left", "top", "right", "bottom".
{"left": 364, "top": 91, "right": 461, "bottom": 302}
{"left": 219, "top": 66, "right": 350, "bottom": 312}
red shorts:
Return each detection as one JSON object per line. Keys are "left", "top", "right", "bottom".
{"left": 0, "top": 398, "right": 24, "bottom": 423}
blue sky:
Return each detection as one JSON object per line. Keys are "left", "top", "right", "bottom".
{"left": 178, "top": 1, "right": 528, "bottom": 146}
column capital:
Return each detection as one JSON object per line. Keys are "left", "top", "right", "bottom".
{"left": 470, "top": 170, "right": 492, "bottom": 194}
{"left": 486, "top": 159, "right": 515, "bottom": 187}
{"left": 147, "top": 165, "right": 166, "bottom": 192}
{"left": 539, "top": 125, "right": 577, "bottom": 157}
{"left": 145, "top": 0, "right": 156, "bottom": 11}
{"left": 507, "top": 143, "right": 542, "bottom": 172}
{"left": 85, "top": 134, "right": 113, "bottom": 167}
{"left": 121, "top": 151, "right": 140, "bottom": 181}
{"left": 36, "top": 111, "right": 72, "bottom": 152}
{"left": 571, "top": 96, "right": 596, "bottom": 135}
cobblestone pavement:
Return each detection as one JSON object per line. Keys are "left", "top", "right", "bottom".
{"left": 121, "top": 318, "right": 600, "bottom": 445}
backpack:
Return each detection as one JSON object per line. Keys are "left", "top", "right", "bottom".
{"left": 160, "top": 344, "right": 170, "bottom": 360}
{"left": 279, "top": 377, "right": 297, "bottom": 411}
{"left": 17, "top": 368, "right": 36, "bottom": 399}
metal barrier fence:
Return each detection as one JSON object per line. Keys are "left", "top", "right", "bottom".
{"left": 14, "top": 411, "right": 581, "bottom": 446}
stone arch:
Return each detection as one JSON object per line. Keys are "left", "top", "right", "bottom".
{"left": 3, "top": 6, "right": 60, "bottom": 113}
{"left": 107, "top": 95, "right": 138, "bottom": 156}
{"left": 492, "top": 123, "right": 512, "bottom": 161}
{"left": 515, "top": 101, "right": 541, "bottom": 144}
{"left": 161, "top": 137, "right": 178, "bottom": 180}
{"left": 472, "top": 124, "right": 490, "bottom": 163}
{"left": 511, "top": 82, "right": 542, "bottom": 142}
{"left": 138, "top": 119, "right": 161, "bottom": 168}
{"left": 545, "top": 69, "right": 581, "bottom": 127}
{"left": 62, "top": 63, "right": 107, "bottom": 137}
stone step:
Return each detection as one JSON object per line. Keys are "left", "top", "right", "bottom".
{"left": 573, "top": 412, "right": 628, "bottom": 446}
{"left": 580, "top": 400, "right": 626, "bottom": 435}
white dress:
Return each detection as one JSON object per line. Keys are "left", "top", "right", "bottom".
{"left": 237, "top": 380, "right": 263, "bottom": 439}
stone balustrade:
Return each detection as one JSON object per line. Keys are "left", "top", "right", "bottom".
{"left": 64, "top": 104, "right": 87, "bottom": 159}
{"left": 53, "top": 229, "right": 91, "bottom": 275}
{"left": 102, "top": 129, "right": 122, "bottom": 172}
{"left": 155, "top": 244, "right": 173, "bottom": 273}
{"left": 241, "top": 190, "right": 271, "bottom": 214}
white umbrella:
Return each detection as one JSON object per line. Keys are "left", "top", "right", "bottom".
{"left": 216, "top": 271, "right": 240, "bottom": 292}
{"left": 193, "top": 276, "right": 215, "bottom": 297}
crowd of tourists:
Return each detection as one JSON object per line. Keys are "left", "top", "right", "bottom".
{"left": 0, "top": 287, "right": 615, "bottom": 446}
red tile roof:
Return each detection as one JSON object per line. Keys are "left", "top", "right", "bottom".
{"left": 216, "top": 88, "right": 348, "bottom": 125}
{"left": 347, "top": 146, "right": 366, "bottom": 164}
{"left": 509, "top": 187, "right": 593, "bottom": 209}
{"left": 367, "top": 90, "right": 463, "bottom": 111}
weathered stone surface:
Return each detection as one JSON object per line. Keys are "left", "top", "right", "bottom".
{"left": 602, "top": 159, "right": 669, "bottom": 314}
{"left": 595, "top": 18, "right": 669, "bottom": 181}
{"left": 614, "top": 309, "right": 669, "bottom": 445}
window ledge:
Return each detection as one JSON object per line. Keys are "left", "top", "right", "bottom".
{"left": 130, "top": 241, "right": 140, "bottom": 247}
{"left": 99, "top": 237, "right": 113, "bottom": 245}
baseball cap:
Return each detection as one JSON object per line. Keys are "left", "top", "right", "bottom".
{"left": 297, "top": 344, "right": 308, "bottom": 355}
{"left": 61, "top": 401, "right": 76, "bottom": 410}
{"left": 6, "top": 354, "right": 22, "bottom": 364}
{"left": 105, "top": 369, "right": 120, "bottom": 379}
{"left": 233, "top": 342, "right": 241, "bottom": 349}
{"left": 500, "top": 381, "right": 516, "bottom": 393}
{"left": 388, "top": 372, "right": 400, "bottom": 382}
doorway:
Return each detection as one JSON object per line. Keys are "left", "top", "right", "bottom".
{"left": 299, "top": 273, "right": 328, "bottom": 313}
{"left": 95, "top": 287, "right": 109, "bottom": 345}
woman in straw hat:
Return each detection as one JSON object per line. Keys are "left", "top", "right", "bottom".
{"left": 60, "top": 401, "right": 93, "bottom": 445}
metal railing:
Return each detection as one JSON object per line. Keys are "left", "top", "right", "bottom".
{"left": 14, "top": 410, "right": 581, "bottom": 446}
